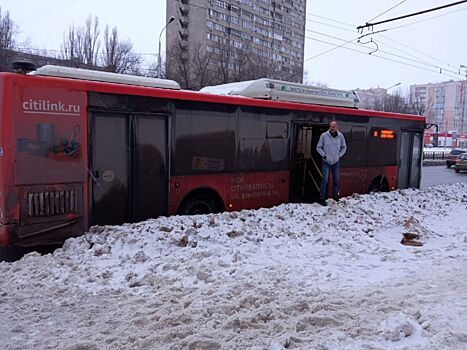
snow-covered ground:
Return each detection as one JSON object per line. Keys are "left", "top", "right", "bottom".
{"left": 1, "top": 184, "right": 466, "bottom": 350}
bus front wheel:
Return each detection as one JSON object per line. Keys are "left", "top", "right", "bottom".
{"left": 180, "top": 194, "right": 218, "bottom": 215}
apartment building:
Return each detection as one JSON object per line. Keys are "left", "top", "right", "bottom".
{"left": 410, "top": 80, "right": 467, "bottom": 134}
{"left": 165, "top": 0, "right": 307, "bottom": 86}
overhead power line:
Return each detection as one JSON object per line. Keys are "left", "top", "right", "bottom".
{"left": 307, "top": 10, "right": 464, "bottom": 75}
{"left": 357, "top": 0, "right": 467, "bottom": 30}
{"left": 304, "top": 36, "right": 462, "bottom": 80}
{"left": 304, "top": 36, "right": 361, "bottom": 62}
{"left": 306, "top": 29, "right": 462, "bottom": 76}
{"left": 367, "top": 0, "right": 408, "bottom": 23}
{"left": 392, "top": 3, "right": 467, "bottom": 28}
{"left": 379, "top": 34, "right": 459, "bottom": 70}
{"left": 306, "top": 18, "right": 355, "bottom": 33}
{"left": 306, "top": 13, "right": 354, "bottom": 28}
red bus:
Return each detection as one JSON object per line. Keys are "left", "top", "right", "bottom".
{"left": 0, "top": 65, "right": 425, "bottom": 256}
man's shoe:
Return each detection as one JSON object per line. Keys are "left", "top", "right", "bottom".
{"left": 318, "top": 199, "right": 327, "bottom": 206}
{"left": 333, "top": 197, "right": 340, "bottom": 202}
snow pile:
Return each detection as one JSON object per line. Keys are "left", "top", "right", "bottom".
{"left": 1, "top": 184, "right": 467, "bottom": 349}
{"left": 200, "top": 80, "right": 257, "bottom": 96}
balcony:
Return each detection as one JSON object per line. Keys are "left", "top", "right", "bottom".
{"left": 179, "top": 7, "right": 189, "bottom": 16}
{"left": 179, "top": 19, "right": 189, "bottom": 28}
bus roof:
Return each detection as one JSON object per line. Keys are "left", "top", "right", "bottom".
{"left": 29, "top": 65, "right": 181, "bottom": 90}
{"left": 1, "top": 71, "right": 426, "bottom": 123}
{"left": 200, "top": 78, "right": 359, "bottom": 108}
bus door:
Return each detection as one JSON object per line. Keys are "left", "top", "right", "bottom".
{"left": 90, "top": 113, "right": 168, "bottom": 226}
{"left": 290, "top": 124, "right": 327, "bottom": 202}
{"left": 398, "top": 131, "right": 423, "bottom": 189}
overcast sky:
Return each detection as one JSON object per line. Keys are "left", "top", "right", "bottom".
{"left": 2, "top": 0, "right": 466, "bottom": 91}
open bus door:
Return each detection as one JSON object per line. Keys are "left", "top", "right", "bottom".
{"left": 398, "top": 131, "right": 423, "bottom": 189}
{"left": 290, "top": 124, "right": 328, "bottom": 202}
{"left": 90, "top": 113, "right": 169, "bottom": 226}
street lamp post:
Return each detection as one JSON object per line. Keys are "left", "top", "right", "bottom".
{"left": 157, "top": 16, "right": 175, "bottom": 79}
{"left": 383, "top": 82, "right": 401, "bottom": 111}
{"left": 386, "top": 82, "right": 401, "bottom": 91}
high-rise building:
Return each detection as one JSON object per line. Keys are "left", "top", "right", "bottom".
{"left": 410, "top": 80, "right": 467, "bottom": 134}
{"left": 165, "top": 0, "right": 306, "bottom": 88}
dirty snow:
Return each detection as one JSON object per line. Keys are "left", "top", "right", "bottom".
{"left": 1, "top": 183, "right": 467, "bottom": 350}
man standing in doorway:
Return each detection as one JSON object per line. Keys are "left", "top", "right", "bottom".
{"left": 316, "top": 121, "right": 347, "bottom": 206}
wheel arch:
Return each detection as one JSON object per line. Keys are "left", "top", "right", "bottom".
{"left": 368, "top": 175, "right": 390, "bottom": 193}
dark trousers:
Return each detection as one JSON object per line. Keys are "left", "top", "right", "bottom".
{"left": 320, "top": 161, "right": 340, "bottom": 200}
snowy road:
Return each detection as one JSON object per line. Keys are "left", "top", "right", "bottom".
{"left": 1, "top": 184, "right": 466, "bottom": 349}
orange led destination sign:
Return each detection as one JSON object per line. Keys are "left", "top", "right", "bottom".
{"left": 373, "top": 129, "right": 395, "bottom": 139}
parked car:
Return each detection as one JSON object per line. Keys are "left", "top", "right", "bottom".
{"left": 446, "top": 149, "right": 465, "bottom": 168}
{"left": 454, "top": 153, "right": 467, "bottom": 173}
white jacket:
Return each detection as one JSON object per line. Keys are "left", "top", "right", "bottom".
{"left": 316, "top": 130, "right": 347, "bottom": 165}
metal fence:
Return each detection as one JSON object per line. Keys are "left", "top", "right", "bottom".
{"left": 423, "top": 151, "right": 449, "bottom": 160}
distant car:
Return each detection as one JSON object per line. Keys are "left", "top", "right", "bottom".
{"left": 454, "top": 153, "right": 467, "bottom": 173}
{"left": 446, "top": 149, "right": 465, "bottom": 168}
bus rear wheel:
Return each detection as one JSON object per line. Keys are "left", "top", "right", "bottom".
{"left": 180, "top": 194, "right": 218, "bottom": 215}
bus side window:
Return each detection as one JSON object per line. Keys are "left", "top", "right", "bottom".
{"left": 238, "top": 108, "right": 290, "bottom": 172}
{"left": 368, "top": 127, "right": 397, "bottom": 166}
{"left": 340, "top": 125, "right": 367, "bottom": 167}
{"left": 267, "top": 121, "right": 288, "bottom": 139}
{"left": 351, "top": 126, "right": 366, "bottom": 141}
{"left": 173, "top": 101, "right": 236, "bottom": 175}
{"left": 267, "top": 121, "right": 289, "bottom": 164}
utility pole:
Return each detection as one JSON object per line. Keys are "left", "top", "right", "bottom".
{"left": 383, "top": 82, "right": 401, "bottom": 111}
{"left": 460, "top": 65, "right": 467, "bottom": 139}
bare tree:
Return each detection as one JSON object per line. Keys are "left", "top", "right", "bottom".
{"left": 61, "top": 16, "right": 144, "bottom": 74}
{"left": 191, "top": 43, "right": 214, "bottom": 89}
{"left": 210, "top": 39, "right": 233, "bottom": 85}
{"left": 0, "top": 7, "right": 16, "bottom": 71}
{"left": 102, "top": 25, "right": 141, "bottom": 74}
{"left": 82, "top": 16, "right": 100, "bottom": 66}
{"left": 209, "top": 39, "right": 303, "bottom": 85}
{"left": 383, "top": 91, "right": 410, "bottom": 113}
{"left": 145, "top": 58, "right": 161, "bottom": 79}
{"left": 166, "top": 41, "right": 192, "bottom": 88}
{"left": 167, "top": 36, "right": 305, "bottom": 89}
{"left": 407, "top": 93, "right": 426, "bottom": 116}
{"left": 367, "top": 91, "right": 413, "bottom": 113}
{"left": 234, "top": 41, "right": 271, "bottom": 82}
{"left": 61, "top": 16, "right": 100, "bottom": 68}
{"left": 60, "top": 24, "right": 85, "bottom": 66}
{"left": 166, "top": 40, "right": 214, "bottom": 90}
